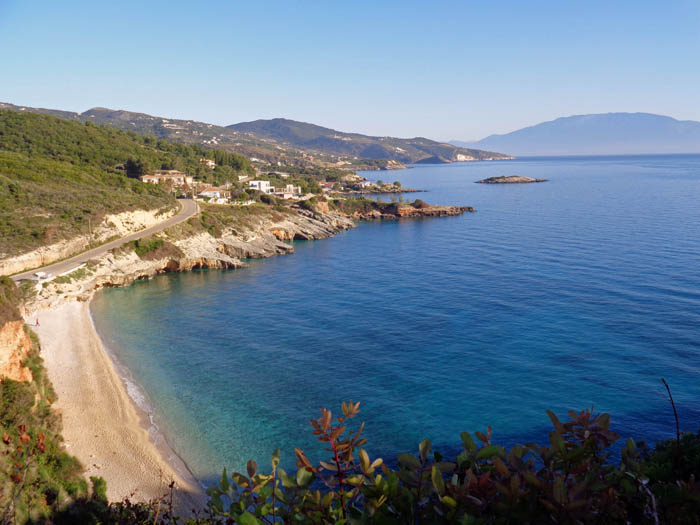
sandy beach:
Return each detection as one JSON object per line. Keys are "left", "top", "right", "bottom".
{"left": 32, "top": 300, "right": 204, "bottom": 509}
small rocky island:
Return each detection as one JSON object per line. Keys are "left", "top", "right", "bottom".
{"left": 476, "top": 176, "right": 548, "bottom": 184}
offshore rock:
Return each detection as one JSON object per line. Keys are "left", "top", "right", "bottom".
{"left": 476, "top": 176, "right": 547, "bottom": 184}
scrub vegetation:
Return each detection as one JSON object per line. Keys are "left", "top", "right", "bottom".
{"left": 0, "top": 110, "right": 252, "bottom": 257}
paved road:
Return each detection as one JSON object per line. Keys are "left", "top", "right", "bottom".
{"left": 11, "top": 199, "right": 199, "bottom": 281}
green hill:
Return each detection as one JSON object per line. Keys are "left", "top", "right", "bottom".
{"left": 227, "top": 118, "right": 512, "bottom": 163}
{"left": 1, "top": 103, "right": 513, "bottom": 168}
{"left": 0, "top": 102, "right": 325, "bottom": 166}
{"left": 0, "top": 111, "right": 250, "bottom": 258}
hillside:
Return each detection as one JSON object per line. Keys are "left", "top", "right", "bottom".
{"left": 227, "top": 118, "right": 511, "bottom": 163}
{"left": 0, "top": 102, "right": 299, "bottom": 166}
{"left": 0, "top": 111, "right": 247, "bottom": 259}
{"left": 453, "top": 113, "right": 700, "bottom": 156}
{"left": 1, "top": 103, "right": 512, "bottom": 168}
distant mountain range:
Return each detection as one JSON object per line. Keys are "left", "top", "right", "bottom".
{"left": 452, "top": 113, "right": 700, "bottom": 156}
{"left": 0, "top": 103, "right": 510, "bottom": 168}
{"left": 227, "top": 118, "right": 510, "bottom": 164}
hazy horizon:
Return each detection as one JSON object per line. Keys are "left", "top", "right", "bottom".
{"left": 2, "top": 1, "right": 699, "bottom": 141}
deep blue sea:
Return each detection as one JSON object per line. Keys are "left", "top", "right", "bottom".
{"left": 91, "top": 155, "right": 700, "bottom": 485}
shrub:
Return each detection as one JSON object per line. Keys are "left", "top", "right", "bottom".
{"left": 205, "top": 402, "right": 700, "bottom": 524}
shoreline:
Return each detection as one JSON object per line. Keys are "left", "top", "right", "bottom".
{"left": 32, "top": 298, "right": 205, "bottom": 510}
{"left": 18, "top": 202, "right": 470, "bottom": 509}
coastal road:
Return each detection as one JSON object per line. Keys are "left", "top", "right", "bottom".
{"left": 11, "top": 199, "right": 199, "bottom": 282}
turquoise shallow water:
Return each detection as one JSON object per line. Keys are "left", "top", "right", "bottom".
{"left": 91, "top": 155, "right": 700, "bottom": 485}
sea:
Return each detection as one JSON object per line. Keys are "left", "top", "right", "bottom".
{"left": 90, "top": 155, "right": 700, "bottom": 486}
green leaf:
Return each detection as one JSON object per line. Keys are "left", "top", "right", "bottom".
{"left": 553, "top": 477, "right": 566, "bottom": 505}
{"left": 258, "top": 485, "right": 273, "bottom": 500}
{"left": 237, "top": 511, "right": 259, "bottom": 525}
{"left": 549, "top": 430, "right": 565, "bottom": 453}
{"left": 475, "top": 445, "right": 506, "bottom": 461}
{"left": 220, "top": 468, "right": 229, "bottom": 493}
{"left": 271, "top": 448, "right": 280, "bottom": 470}
{"left": 296, "top": 467, "right": 313, "bottom": 487}
{"left": 359, "top": 448, "right": 370, "bottom": 473}
{"left": 397, "top": 453, "right": 421, "bottom": 469}
{"left": 279, "top": 468, "right": 296, "bottom": 489}
{"left": 442, "top": 495, "right": 457, "bottom": 508}
{"left": 546, "top": 410, "right": 565, "bottom": 433}
{"left": 419, "top": 439, "right": 432, "bottom": 462}
{"left": 431, "top": 465, "right": 445, "bottom": 496}
{"left": 456, "top": 450, "right": 470, "bottom": 468}
{"left": 461, "top": 432, "right": 477, "bottom": 452}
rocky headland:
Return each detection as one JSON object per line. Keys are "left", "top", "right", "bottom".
{"left": 20, "top": 205, "right": 354, "bottom": 312}
{"left": 476, "top": 176, "right": 548, "bottom": 184}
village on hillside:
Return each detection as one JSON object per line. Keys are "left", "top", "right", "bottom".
{"left": 138, "top": 157, "right": 413, "bottom": 205}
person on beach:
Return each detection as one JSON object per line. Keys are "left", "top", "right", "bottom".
{"left": 36, "top": 318, "right": 39, "bottom": 326}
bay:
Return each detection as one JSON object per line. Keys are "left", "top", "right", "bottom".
{"left": 91, "top": 154, "right": 700, "bottom": 484}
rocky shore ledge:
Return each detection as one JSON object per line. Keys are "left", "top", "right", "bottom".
{"left": 18, "top": 199, "right": 473, "bottom": 312}
{"left": 22, "top": 206, "right": 353, "bottom": 311}
{"left": 347, "top": 204, "right": 474, "bottom": 220}
{"left": 476, "top": 176, "right": 548, "bottom": 184}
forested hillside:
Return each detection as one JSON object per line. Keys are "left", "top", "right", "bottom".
{"left": 0, "top": 111, "right": 252, "bottom": 258}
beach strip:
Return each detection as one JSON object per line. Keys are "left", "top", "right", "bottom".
{"left": 33, "top": 300, "right": 204, "bottom": 509}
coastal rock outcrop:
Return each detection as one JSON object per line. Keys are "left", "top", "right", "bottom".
{"left": 476, "top": 176, "right": 548, "bottom": 184}
{"left": 21, "top": 207, "right": 355, "bottom": 312}
{"left": 0, "top": 280, "right": 33, "bottom": 381}
{"left": 0, "top": 320, "right": 33, "bottom": 382}
{"left": 347, "top": 205, "right": 473, "bottom": 221}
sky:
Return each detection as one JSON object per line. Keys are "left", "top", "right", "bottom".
{"left": 1, "top": 0, "right": 699, "bottom": 141}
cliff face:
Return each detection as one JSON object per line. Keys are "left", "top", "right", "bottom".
{"left": 0, "top": 320, "right": 33, "bottom": 382}
{"left": 0, "top": 278, "right": 33, "bottom": 381}
{"left": 0, "top": 206, "right": 176, "bottom": 276}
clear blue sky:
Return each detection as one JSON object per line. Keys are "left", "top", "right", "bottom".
{"left": 1, "top": 0, "right": 699, "bottom": 141}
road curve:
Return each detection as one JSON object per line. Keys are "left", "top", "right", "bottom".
{"left": 11, "top": 199, "right": 199, "bottom": 282}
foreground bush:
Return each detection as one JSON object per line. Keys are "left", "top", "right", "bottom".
{"left": 201, "top": 402, "right": 700, "bottom": 524}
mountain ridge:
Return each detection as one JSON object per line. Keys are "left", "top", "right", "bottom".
{"left": 227, "top": 117, "right": 511, "bottom": 163}
{"left": 452, "top": 112, "right": 700, "bottom": 156}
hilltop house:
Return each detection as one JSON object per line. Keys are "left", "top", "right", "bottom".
{"left": 140, "top": 170, "right": 193, "bottom": 186}
{"left": 197, "top": 186, "right": 230, "bottom": 203}
{"left": 249, "top": 180, "right": 273, "bottom": 194}
{"left": 199, "top": 158, "right": 216, "bottom": 168}
{"left": 273, "top": 184, "right": 302, "bottom": 199}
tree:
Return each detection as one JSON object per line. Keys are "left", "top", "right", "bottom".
{"left": 125, "top": 158, "right": 150, "bottom": 178}
{"left": 393, "top": 180, "right": 401, "bottom": 188}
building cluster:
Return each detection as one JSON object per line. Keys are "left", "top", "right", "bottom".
{"left": 140, "top": 170, "right": 194, "bottom": 186}
{"left": 140, "top": 170, "right": 230, "bottom": 203}
{"left": 248, "top": 181, "right": 302, "bottom": 199}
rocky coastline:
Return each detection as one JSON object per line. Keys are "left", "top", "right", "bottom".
{"left": 346, "top": 205, "right": 474, "bottom": 221}
{"left": 22, "top": 207, "right": 354, "bottom": 312}
{"left": 19, "top": 201, "right": 472, "bottom": 312}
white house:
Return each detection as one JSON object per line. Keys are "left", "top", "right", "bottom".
{"left": 140, "top": 170, "right": 193, "bottom": 186}
{"left": 249, "top": 180, "right": 273, "bottom": 194}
